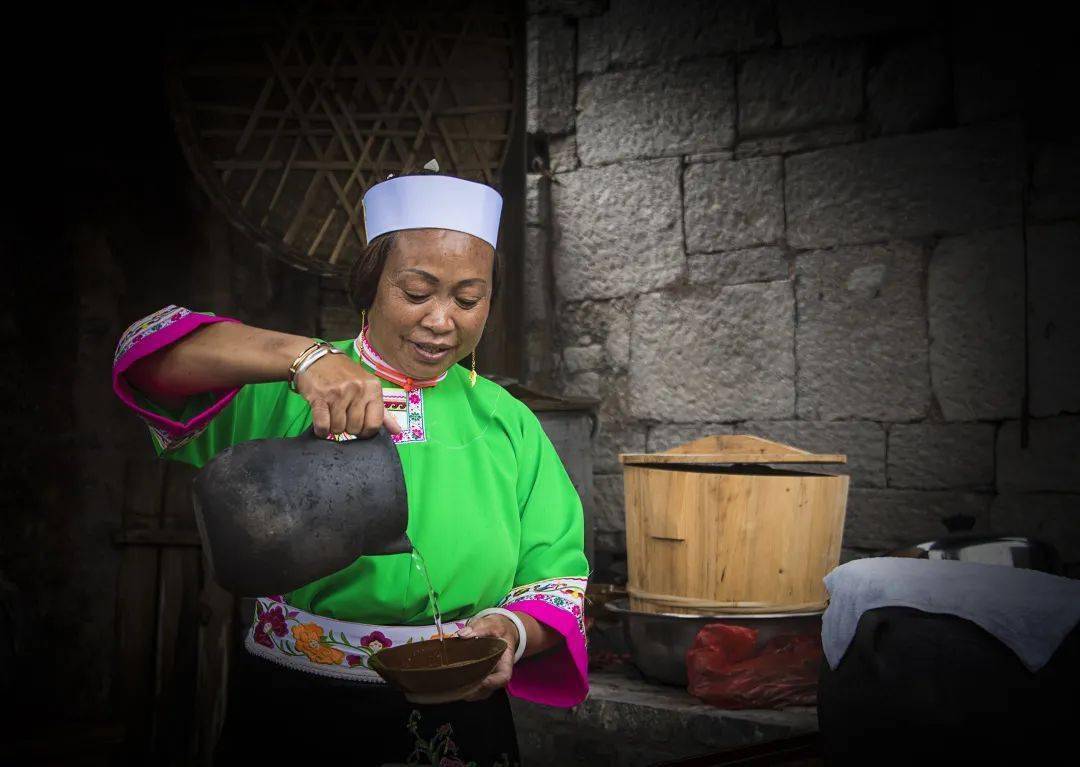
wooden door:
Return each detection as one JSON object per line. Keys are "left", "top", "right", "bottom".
{"left": 113, "top": 456, "right": 233, "bottom": 765}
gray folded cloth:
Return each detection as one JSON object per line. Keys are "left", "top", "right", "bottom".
{"left": 822, "top": 557, "right": 1080, "bottom": 671}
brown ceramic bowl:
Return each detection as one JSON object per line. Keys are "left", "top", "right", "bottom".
{"left": 368, "top": 637, "right": 507, "bottom": 703}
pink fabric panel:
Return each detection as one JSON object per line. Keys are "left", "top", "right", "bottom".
{"left": 112, "top": 308, "right": 241, "bottom": 441}
{"left": 506, "top": 599, "right": 589, "bottom": 708}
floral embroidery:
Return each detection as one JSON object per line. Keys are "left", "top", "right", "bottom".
{"left": 360, "top": 630, "right": 393, "bottom": 651}
{"left": 406, "top": 712, "right": 507, "bottom": 767}
{"left": 353, "top": 333, "right": 432, "bottom": 445}
{"left": 500, "top": 577, "right": 589, "bottom": 637}
{"left": 249, "top": 596, "right": 497, "bottom": 684}
{"left": 383, "top": 387, "right": 427, "bottom": 445}
{"left": 114, "top": 305, "right": 192, "bottom": 364}
{"left": 245, "top": 598, "right": 441, "bottom": 680}
{"left": 254, "top": 603, "right": 288, "bottom": 648}
{"left": 115, "top": 305, "right": 239, "bottom": 452}
{"left": 314, "top": 387, "right": 426, "bottom": 445}
{"left": 292, "top": 623, "right": 346, "bottom": 665}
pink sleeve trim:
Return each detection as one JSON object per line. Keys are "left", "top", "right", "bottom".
{"left": 504, "top": 599, "right": 589, "bottom": 708}
{"left": 112, "top": 305, "right": 241, "bottom": 450}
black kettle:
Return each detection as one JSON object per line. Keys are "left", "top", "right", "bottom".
{"left": 192, "top": 429, "right": 411, "bottom": 596}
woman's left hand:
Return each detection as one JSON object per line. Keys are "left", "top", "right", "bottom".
{"left": 453, "top": 615, "right": 518, "bottom": 701}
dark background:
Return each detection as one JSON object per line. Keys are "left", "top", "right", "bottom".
{"left": 1, "top": 1, "right": 1077, "bottom": 763}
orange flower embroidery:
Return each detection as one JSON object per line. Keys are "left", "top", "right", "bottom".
{"left": 291, "top": 623, "right": 345, "bottom": 665}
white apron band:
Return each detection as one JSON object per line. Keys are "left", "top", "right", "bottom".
{"left": 244, "top": 596, "right": 465, "bottom": 684}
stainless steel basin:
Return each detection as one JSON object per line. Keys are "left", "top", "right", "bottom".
{"left": 604, "top": 598, "right": 823, "bottom": 686}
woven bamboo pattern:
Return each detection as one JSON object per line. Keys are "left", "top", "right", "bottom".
{"left": 167, "top": 1, "right": 517, "bottom": 277}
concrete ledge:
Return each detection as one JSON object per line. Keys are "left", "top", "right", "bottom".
{"left": 512, "top": 670, "right": 818, "bottom": 766}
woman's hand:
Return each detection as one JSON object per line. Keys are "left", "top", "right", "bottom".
{"left": 453, "top": 615, "right": 518, "bottom": 701}
{"left": 294, "top": 353, "right": 402, "bottom": 439}
{"left": 452, "top": 610, "right": 565, "bottom": 701}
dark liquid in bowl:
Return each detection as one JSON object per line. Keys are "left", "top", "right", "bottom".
{"left": 369, "top": 636, "right": 507, "bottom": 697}
{"left": 377, "top": 637, "right": 504, "bottom": 671}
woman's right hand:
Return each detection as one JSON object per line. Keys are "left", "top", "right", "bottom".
{"left": 294, "top": 352, "right": 402, "bottom": 439}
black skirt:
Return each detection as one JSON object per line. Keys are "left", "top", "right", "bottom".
{"left": 215, "top": 648, "right": 520, "bottom": 766}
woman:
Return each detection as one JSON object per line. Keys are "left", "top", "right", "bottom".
{"left": 111, "top": 170, "right": 589, "bottom": 765}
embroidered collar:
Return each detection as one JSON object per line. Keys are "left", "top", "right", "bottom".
{"left": 354, "top": 326, "right": 448, "bottom": 392}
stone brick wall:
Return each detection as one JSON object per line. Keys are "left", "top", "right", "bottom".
{"left": 523, "top": 0, "right": 1080, "bottom": 575}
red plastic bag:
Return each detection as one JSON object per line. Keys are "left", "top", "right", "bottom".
{"left": 686, "top": 623, "right": 823, "bottom": 709}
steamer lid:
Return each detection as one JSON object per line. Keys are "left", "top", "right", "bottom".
{"left": 619, "top": 434, "right": 847, "bottom": 466}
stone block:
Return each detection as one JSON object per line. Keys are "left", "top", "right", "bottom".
{"left": 843, "top": 489, "right": 992, "bottom": 551}
{"left": 997, "top": 417, "right": 1080, "bottom": 494}
{"left": 559, "top": 298, "right": 633, "bottom": 370}
{"left": 734, "top": 124, "right": 862, "bottom": 159}
{"left": 595, "top": 530, "right": 627, "bottom": 554}
{"left": 523, "top": 334, "right": 554, "bottom": 387}
{"left": 1030, "top": 141, "right": 1080, "bottom": 221}
{"left": 786, "top": 123, "right": 1024, "bottom": 248}
{"left": 593, "top": 380, "right": 648, "bottom": 472}
{"left": 630, "top": 282, "right": 795, "bottom": 421}
{"left": 552, "top": 159, "right": 684, "bottom": 301}
{"left": 594, "top": 417, "right": 648, "bottom": 474}
{"left": 562, "top": 371, "right": 602, "bottom": 399}
{"left": 991, "top": 494, "right": 1080, "bottom": 564}
{"left": 929, "top": 228, "right": 1025, "bottom": 420}
{"left": 593, "top": 474, "right": 626, "bottom": 533}
{"left": 777, "top": 0, "right": 933, "bottom": 45}
{"left": 523, "top": 227, "right": 555, "bottom": 385}
{"left": 741, "top": 420, "right": 886, "bottom": 488}
{"left": 526, "top": 173, "right": 548, "bottom": 226}
{"left": 563, "top": 344, "right": 605, "bottom": 373}
{"left": 1028, "top": 222, "right": 1080, "bottom": 416}
{"left": 738, "top": 43, "right": 863, "bottom": 137}
{"left": 577, "top": 60, "right": 736, "bottom": 165}
{"left": 795, "top": 242, "right": 930, "bottom": 421}
{"left": 687, "top": 245, "right": 789, "bottom": 287}
{"left": 646, "top": 423, "right": 735, "bottom": 453}
{"left": 685, "top": 150, "right": 734, "bottom": 164}
{"left": 887, "top": 423, "right": 996, "bottom": 490}
{"left": 523, "top": 225, "right": 550, "bottom": 327}
{"left": 577, "top": 0, "right": 776, "bottom": 74}
{"left": 549, "top": 134, "right": 580, "bottom": 173}
{"left": 867, "top": 32, "right": 950, "bottom": 136}
{"left": 684, "top": 157, "right": 783, "bottom": 252}
{"left": 527, "top": 15, "right": 577, "bottom": 135}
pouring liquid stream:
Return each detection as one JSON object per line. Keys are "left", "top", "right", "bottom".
{"left": 410, "top": 546, "right": 447, "bottom": 666}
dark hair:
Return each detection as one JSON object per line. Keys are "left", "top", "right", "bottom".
{"left": 347, "top": 230, "right": 502, "bottom": 312}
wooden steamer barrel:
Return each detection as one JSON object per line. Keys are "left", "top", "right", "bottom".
{"left": 620, "top": 435, "right": 849, "bottom": 615}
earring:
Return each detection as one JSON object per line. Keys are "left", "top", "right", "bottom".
{"left": 361, "top": 309, "right": 366, "bottom": 331}
{"left": 470, "top": 349, "right": 478, "bottom": 387}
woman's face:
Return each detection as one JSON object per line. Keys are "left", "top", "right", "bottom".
{"left": 367, "top": 228, "right": 494, "bottom": 379}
